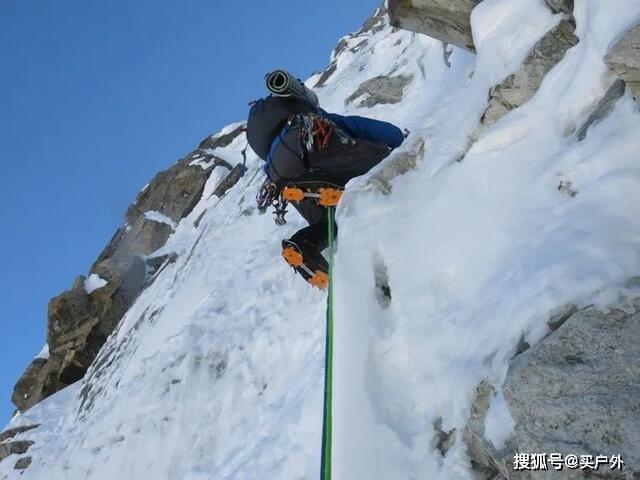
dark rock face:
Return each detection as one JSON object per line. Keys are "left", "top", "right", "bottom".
{"left": 14, "top": 456, "right": 32, "bottom": 470}
{"left": 388, "top": 0, "right": 483, "bottom": 52}
{"left": 0, "top": 441, "right": 34, "bottom": 462}
{"left": 576, "top": 79, "right": 626, "bottom": 141}
{"left": 314, "top": 7, "right": 387, "bottom": 88}
{"left": 11, "top": 358, "right": 48, "bottom": 411}
{"left": 545, "top": 0, "right": 574, "bottom": 15}
{"left": 481, "top": 19, "right": 579, "bottom": 126}
{"left": 345, "top": 75, "right": 413, "bottom": 108}
{"left": 503, "top": 299, "right": 640, "bottom": 479}
{"left": 213, "top": 164, "right": 247, "bottom": 198}
{"left": 10, "top": 129, "right": 247, "bottom": 412}
{"left": 0, "top": 425, "right": 39, "bottom": 443}
{"left": 605, "top": 24, "right": 640, "bottom": 101}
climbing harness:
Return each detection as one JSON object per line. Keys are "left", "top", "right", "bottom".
{"left": 320, "top": 206, "right": 335, "bottom": 480}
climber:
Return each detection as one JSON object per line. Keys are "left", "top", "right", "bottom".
{"left": 247, "top": 77, "right": 405, "bottom": 289}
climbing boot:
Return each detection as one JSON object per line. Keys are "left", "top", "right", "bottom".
{"left": 282, "top": 239, "right": 329, "bottom": 289}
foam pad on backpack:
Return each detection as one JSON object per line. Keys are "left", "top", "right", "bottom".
{"left": 246, "top": 96, "right": 314, "bottom": 160}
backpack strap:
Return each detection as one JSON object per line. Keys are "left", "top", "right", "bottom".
{"left": 263, "top": 116, "right": 308, "bottom": 182}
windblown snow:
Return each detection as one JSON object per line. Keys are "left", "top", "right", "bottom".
{"left": 3, "top": 1, "right": 640, "bottom": 479}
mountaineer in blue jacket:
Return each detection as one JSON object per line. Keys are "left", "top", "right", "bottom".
{"left": 248, "top": 94, "right": 405, "bottom": 288}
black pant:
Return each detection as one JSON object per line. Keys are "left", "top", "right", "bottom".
{"left": 283, "top": 170, "right": 341, "bottom": 276}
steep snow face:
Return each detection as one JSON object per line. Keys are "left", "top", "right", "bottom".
{"left": 332, "top": 1, "right": 640, "bottom": 478}
{"left": 2, "top": 3, "right": 640, "bottom": 480}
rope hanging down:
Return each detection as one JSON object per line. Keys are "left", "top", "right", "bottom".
{"left": 320, "top": 206, "right": 335, "bottom": 480}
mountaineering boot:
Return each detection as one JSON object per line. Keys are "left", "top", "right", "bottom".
{"left": 282, "top": 239, "right": 329, "bottom": 289}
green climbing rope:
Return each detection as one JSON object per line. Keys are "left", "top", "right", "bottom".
{"left": 320, "top": 206, "right": 335, "bottom": 480}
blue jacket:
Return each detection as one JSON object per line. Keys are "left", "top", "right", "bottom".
{"left": 324, "top": 112, "right": 405, "bottom": 150}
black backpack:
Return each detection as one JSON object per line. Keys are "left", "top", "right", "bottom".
{"left": 247, "top": 96, "right": 315, "bottom": 160}
{"left": 247, "top": 96, "right": 391, "bottom": 187}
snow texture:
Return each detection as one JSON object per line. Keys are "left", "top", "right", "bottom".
{"left": 143, "top": 210, "right": 177, "bottom": 230}
{"left": 2, "top": 2, "right": 640, "bottom": 479}
{"left": 83, "top": 274, "right": 108, "bottom": 295}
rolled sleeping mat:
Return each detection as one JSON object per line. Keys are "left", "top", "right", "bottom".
{"left": 265, "top": 69, "right": 319, "bottom": 109}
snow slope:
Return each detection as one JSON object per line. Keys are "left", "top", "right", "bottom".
{"left": 3, "top": 2, "right": 640, "bottom": 479}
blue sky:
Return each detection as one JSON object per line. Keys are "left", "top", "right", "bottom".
{"left": 0, "top": 0, "right": 380, "bottom": 423}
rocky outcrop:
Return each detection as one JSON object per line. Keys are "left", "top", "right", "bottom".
{"left": 345, "top": 75, "right": 413, "bottom": 108}
{"left": 502, "top": 299, "right": 640, "bottom": 479}
{"left": 388, "top": 0, "right": 482, "bottom": 52}
{"left": 462, "top": 297, "right": 640, "bottom": 479}
{"left": 13, "top": 456, "right": 32, "bottom": 470}
{"left": 11, "top": 127, "right": 246, "bottom": 412}
{"left": 0, "top": 426, "right": 38, "bottom": 443}
{"left": 464, "top": 382, "right": 515, "bottom": 479}
{"left": 213, "top": 164, "right": 247, "bottom": 198}
{"left": 0, "top": 441, "right": 33, "bottom": 463}
{"left": 576, "top": 78, "right": 626, "bottom": 141}
{"left": 605, "top": 24, "right": 640, "bottom": 101}
{"left": 481, "top": 19, "right": 579, "bottom": 126}
{"left": 314, "top": 7, "right": 387, "bottom": 88}
{"left": 545, "top": 0, "right": 574, "bottom": 15}
{"left": 367, "top": 137, "right": 424, "bottom": 194}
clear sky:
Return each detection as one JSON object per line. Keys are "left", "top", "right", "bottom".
{"left": 0, "top": 0, "right": 380, "bottom": 423}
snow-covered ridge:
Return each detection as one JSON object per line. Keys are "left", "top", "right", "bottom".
{"left": 2, "top": 2, "right": 640, "bottom": 479}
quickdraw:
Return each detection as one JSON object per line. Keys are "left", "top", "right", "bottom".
{"left": 256, "top": 178, "right": 289, "bottom": 225}
{"left": 299, "top": 114, "right": 335, "bottom": 152}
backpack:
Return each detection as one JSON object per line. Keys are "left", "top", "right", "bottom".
{"left": 247, "top": 96, "right": 316, "bottom": 160}
{"left": 264, "top": 112, "right": 392, "bottom": 187}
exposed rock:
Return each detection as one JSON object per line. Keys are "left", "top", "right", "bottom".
{"left": 503, "top": 298, "right": 640, "bottom": 479}
{"left": 464, "top": 381, "right": 515, "bottom": 479}
{"left": 605, "top": 24, "right": 640, "bottom": 101}
{"left": 576, "top": 79, "right": 626, "bottom": 141}
{"left": 546, "top": 303, "right": 578, "bottom": 331}
{"left": 14, "top": 456, "right": 32, "bottom": 470}
{"left": 367, "top": 137, "right": 425, "bottom": 194}
{"left": 124, "top": 157, "right": 211, "bottom": 229}
{"left": 47, "top": 277, "right": 92, "bottom": 353}
{"left": 0, "top": 425, "right": 39, "bottom": 443}
{"left": 345, "top": 75, "right": 413, "bottom": 108}
{"left": 388, "top": 0, "right": 482, "bottom": 52}
{"left": 315, "top": 7, "right": 387, "bottom": 88}
{"left": 213, "top": 164, "right": 247, "bottom": 198}
{"left": 0, "top": 441, "right": 33, "bottom": 462}
{"left": 11, "top": 358, "right": 48, "bottom": 412}
{"left": 314, "top": 63, "right": 339, "bottom": 89}
{"left": 481, "top": 20, "right": 579, "bottom": 126}
{"left": 197, "top": 124, "right": 245, "bottom": 151}
{"left": 545, "top": 0, "right": 574, "bottom": 15}
{"left": 357, "top": 6, "right": 387, "bottom": 36}
{"left": 433, "top": 417, "right": 456, "bottom": 457}
{"left": 11, "top": 136, "right": 220, "bottom": 412}
{"left": 557, "top": 179, "right": 577, "bottom": 198}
